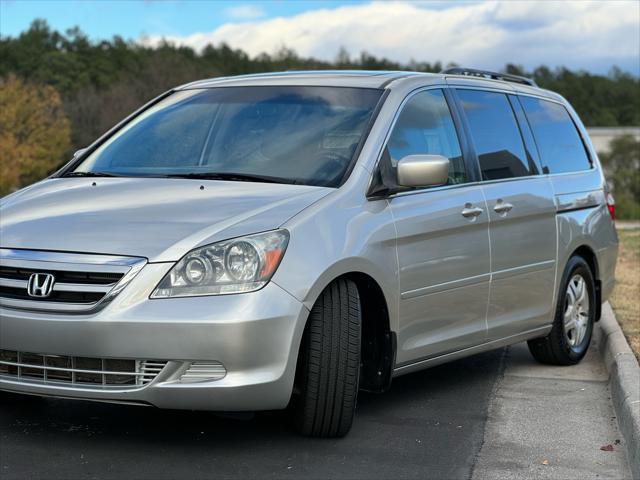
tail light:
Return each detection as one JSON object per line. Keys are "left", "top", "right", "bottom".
{"left": 605, "top": 192, "right": 615, "bottom": 221}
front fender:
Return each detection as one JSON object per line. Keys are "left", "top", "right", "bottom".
{"left": 271, "top": 188, "right": 400, "bottom": 332}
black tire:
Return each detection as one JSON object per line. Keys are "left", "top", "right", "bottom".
{"left": 292, "top": 278, "right": 361, "bottom": 437}
{"left": 528, "top": 256, "right": 596, "bottom": 365}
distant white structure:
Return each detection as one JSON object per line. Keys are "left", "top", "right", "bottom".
{"left": 586, "top": 127, "right": 640, "bottom": 154}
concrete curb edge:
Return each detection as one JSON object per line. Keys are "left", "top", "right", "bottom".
{"left": 598, "top": 302, "right": 640, "bottom": 479}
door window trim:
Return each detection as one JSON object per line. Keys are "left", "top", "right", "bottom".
{"left": 368, "top": 85, "right": 599, "bottom": 201}
{"left": 444, "top": 86, "right": 595, "bottom": 185}
{"left": 449, "top": 87, "right": 599, "bottom": 184}
{"left": 450, "top": 87, "right": 541, "bottom": 183}
{"left": 366, "top": 85, "right": 477, "bottom": 199}
{"left": 507, "top": 94, "right": 543, "bottom": 174}
{"left": 515, "top": 93, "right": 595, "bottom": 173}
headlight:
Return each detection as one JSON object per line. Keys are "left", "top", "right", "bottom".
{"left": 151, "top": 230, "right": 289, "bottom": 298}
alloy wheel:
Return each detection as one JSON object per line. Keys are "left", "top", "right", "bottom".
{"left": 563, "top": 274, "right": 590, "bottom": 347}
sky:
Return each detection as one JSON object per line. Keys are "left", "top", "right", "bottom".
{"left": 1, "top": 0, "right": 639, "bottom": 75}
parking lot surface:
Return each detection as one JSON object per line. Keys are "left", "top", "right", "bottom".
{"left": 0, "top": 339, "right": 631, "bottom": 480}
{"left": 2, "top": 350, "right": 503, "bottom": 480}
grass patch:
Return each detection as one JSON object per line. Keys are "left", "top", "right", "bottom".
{"left": 610, "top": 229, "right": 640, "bottom": 360}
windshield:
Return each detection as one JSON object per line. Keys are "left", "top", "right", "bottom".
{"left": 71, "top": 86, "right": 383, "bottom": 187}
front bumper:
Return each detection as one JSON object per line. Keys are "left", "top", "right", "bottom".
{"left": 0, "top": 264, "right": 309, "bottom": 411}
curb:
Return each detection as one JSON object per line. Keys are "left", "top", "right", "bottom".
{"left": 598, "top": 302, "right": 640, "bottom": 479}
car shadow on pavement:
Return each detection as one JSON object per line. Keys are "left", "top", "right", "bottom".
{"left": 0, "top": 348, "right": 504, "bottom": 480}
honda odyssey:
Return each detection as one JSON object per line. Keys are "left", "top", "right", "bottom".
{"left": 0, "top": 68, "right": 618, "bottom": 437}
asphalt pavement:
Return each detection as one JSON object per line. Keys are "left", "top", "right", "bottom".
{"left": 0, "top": 337, "right": 631, "bottom": 480}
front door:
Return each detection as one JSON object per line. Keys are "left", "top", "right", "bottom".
{"left": 384, "top": 89, "right": 491, "bottom": 366}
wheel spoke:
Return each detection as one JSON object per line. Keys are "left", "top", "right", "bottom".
{"left": 564, "top": 304, "right": 574, "bottom": 325}
{"left": 582, "top": 286, "right": 590, "bottom": 312}
{"left": 575, "top": 278, "right": 586, "bottom": 304}
{"left": 564, "top": 317, "right": 577, "bottom": 331}
{"left": 575, "top": 321, "right": 586, "bottom": 344}
{"left": 567, "top": 282, "right": 577, "bottom": 306}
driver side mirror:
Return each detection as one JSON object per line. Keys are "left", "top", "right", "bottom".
{"left": 396, "top": 154, "right": 450, "bottom": 188}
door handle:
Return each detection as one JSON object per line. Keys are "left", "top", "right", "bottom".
{"left": 493, "top": 201, "right": 514, "bottom": 214}
{"left": 461, "top": 206, "right": 483, "bottom": 218}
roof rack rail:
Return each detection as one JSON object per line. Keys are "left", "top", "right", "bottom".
{"left": 440, "top": 67, "right": 537, "bottom": 87}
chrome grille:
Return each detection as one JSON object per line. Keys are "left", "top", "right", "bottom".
{"left": 0, "top": 350, "right": 168, "bottom": 389}
{"left": 179, "top": 361, "right": 227, "bottom": 383}
{"left": 139, "top": 360, "right": 169, "bottom": 385}
{"left": 0, "top": 249, "right": 146, "bottom": 313}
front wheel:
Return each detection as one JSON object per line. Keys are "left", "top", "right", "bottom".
{"left": 292, "top": 278, "right": 361, "bottom": 437}
{"left": 528, "top": 256, "right": 596, "bottom": 365}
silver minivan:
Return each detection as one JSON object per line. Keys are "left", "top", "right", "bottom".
{"left": 0, "top": 69, "right": 618, "bottom": 437}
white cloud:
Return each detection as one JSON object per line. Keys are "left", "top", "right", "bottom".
{"left": 142, "top": 1, "right": 640, "bottom": 73}
{"left": 223, "top": 4, "right": 265, "bottom": 20}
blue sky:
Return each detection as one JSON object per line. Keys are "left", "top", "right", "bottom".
{"left": 1, "top": 1, "right": 362, "bottom": 40}
{"left": 1, "top": 1, "right": 638, "bottom": 74}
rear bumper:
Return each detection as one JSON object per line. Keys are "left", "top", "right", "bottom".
{"left": 0, "top": 278, "right": 309, "bottom": 411}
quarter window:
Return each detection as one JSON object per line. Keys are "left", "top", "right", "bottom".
{"left": 519, "top": 96, "right": 591, "bottom": 174}
{"left": 457, "top": 89, "right": 532, "bottom": 180}
{"left": 387, "top": 90, "right": 467, "bottom": 185}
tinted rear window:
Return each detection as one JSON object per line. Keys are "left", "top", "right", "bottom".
{"left": 519, "top": 96, "right": 591, "bottom": 174}
{"left": 457, "top": 90, "right": 532, "bottom": 180}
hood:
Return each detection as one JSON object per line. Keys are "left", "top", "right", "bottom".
{"left": 0, "top": 178, "right": 332, "bottom": 262}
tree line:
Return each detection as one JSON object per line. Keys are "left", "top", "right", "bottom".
{"left": 0, "top": 20, "right": 638, "bottom": 217}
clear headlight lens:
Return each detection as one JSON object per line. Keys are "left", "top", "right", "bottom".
{"left": 151, "top": 230, "right": 289, "bottom": 298}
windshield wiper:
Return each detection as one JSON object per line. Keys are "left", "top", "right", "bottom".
{"left": 63, "top": 171, "right": 122, "bottom": 178}
{"left": 164, "top": 172, "right": 297, "bottom": 185}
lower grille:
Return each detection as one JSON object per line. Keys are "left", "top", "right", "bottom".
{"left": 0, "top": 350, "right": 168, "bottom": 389}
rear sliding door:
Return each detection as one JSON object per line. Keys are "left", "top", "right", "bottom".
{"left": 454, "top": 89, "right": 557, "bottom": 341}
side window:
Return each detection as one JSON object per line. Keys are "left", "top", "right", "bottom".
{"left": 519, "top": 96, "right": 591, "bottom": 174}
{"left": 457, "top": 89, "right": 532, "bottom": 181}
{"left": 387, "top": 89, "right": 467, "bottom": 185}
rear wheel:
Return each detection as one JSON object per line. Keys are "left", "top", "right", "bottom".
{"left": 528, "top": 256, "right": 596, "bottom": 365}
{"left": 292, "top": 278, "right": 361, "bottom": 437}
